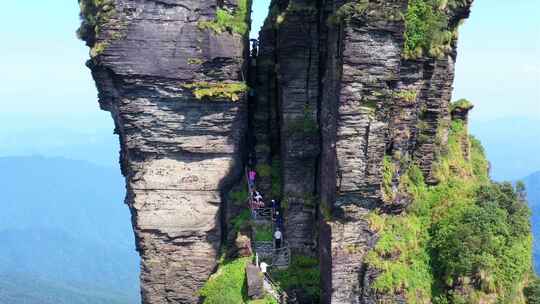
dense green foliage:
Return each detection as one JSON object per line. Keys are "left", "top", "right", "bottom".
{"left": 256, "top": 164, "right": 272, "bottom": 178}
{"left": 367, "top": 164, "right": 434, "bottom": 302}
{"left": 198, "top": 0, "right": 249, "bottom": 35}
{"left": 253, "top": 223, "right": 273, "bottom": 242}
{"left": 367, "top": 113, "right": 533, "bottom": 303}
{"left": 229, "top": 176, "right": 249, "bottom": 207}
{"left": 231, "top": 210, "right": 251, "bottom": 232}
{"left": 327, "top": 1, "right": 369, "bottom": 25}
{"left": 382, "top": 155, "right": 397, "bottom": 201}
{"left": 432, "top": 182, "right": 531, "bottom": 302}
{"left": 199, "top": 257, "right": 249, "bottom": 303}
{"left": 451, "top": 98, "right": 474, "bottom": 111}
{"left": 271, "top": 255, "right": 320, "bottom": 301}
{"left": 403, "top": 0, "right": 455, "bottom": 59}
{"left": 77, "top": 0, "right": 115, "bottom": 38}
{"left": 77, "top": 0, "right": 118, "bottom": 56}
{"left": 525, "top": 277, "right": 540, "bottom": 304}
{"left": 182, "top": 82, "right": 248, "bottom": 102}
{"left": 230, "top": 187, "right": 249, "bottom": 206}
{"left": 199, "top": 257, "right": 277, "bottom": 304}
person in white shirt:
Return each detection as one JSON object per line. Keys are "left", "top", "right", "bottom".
{"left": 274, "top": 229, "right": 282, "bottom": 249}
{"left": 260, "top": 262, "right": 268, "bottom": 274}
{"left": 254, "top": 191, "right": 263, "bottom": 203}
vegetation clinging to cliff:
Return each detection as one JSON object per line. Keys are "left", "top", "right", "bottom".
{"left": 77, "top": 0, "right": 120, "bottom": 57}
{"left": 450, "top": 98, "right": 474, "bottom": 111}
{"left": 368, "top": 105, "right": 532, "bottom": 303}
{"left": 403, "top": 0, "right": 465, "bottom": 59}
{"left": 327, "top": 1, "right": 369, "bottom": 24}
{"left": 77, "top": 0, "right": 114, "bottom": 40}
{"left": 525, "top": 277, "right": 540, "bottom": 304}
{"left": 198, "top": 0, "right": 250, "bottom": 35}
{"left": 271, "top": 256, "right": 320, "bottom": 301}
{"left": 182, "top": 82, "right": 248, "bottom": 102}
{"left": 199, "top": 256, "right": 277, "bottom": 304}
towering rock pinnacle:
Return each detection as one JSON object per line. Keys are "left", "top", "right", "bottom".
{"left": 316, "top": 1, "right": 474, "bottom": 302}
{"left": 78, "top": 0, "right": 251, "bottom": 302}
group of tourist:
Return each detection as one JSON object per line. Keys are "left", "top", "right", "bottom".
{"left": 247, "top": 157, "right": 285, "bottom": 250}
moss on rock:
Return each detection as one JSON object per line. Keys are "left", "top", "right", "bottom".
{"left": 182, "top": 82, "right": 248, "bottom": 102}
{"left": 198, "top": 0, "right": 250, "bottom": 36}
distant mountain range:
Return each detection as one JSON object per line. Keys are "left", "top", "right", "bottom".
{"left": 523, "top": 171, "right": 540, "bottom": 273}
{"left": 0, "top": 127, "right": 119, "bottom": 167}
{"left": 0, "top": 156, "right": 139, "bottom": 303}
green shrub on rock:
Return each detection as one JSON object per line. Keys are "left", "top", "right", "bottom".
{"left": 182, "top": 82, "right": 248, "bottom": 102}
{"left": 525, "top": 277, "right": 540, "bottom": 304}
{"left": 450, "top": 98, "right": 474, "bottom": 111}
{"left": 404, "top": 0, "right": 455, "bottom": 59}
{"left": 367, "top": 105, "right": 532, "bottom": 303}
{"left": 271, "top": 256, "right": 320, "bottom": 301}
{"left": 198, "top": 0, "right": 249, "bottom": 35}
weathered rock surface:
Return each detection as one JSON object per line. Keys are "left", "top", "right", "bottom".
{"left": 246, "top": 264, "right": 265, "bottom": 299}
{"left": 256, "top": 0, "right": 473, "bottom": 302}
{"left": 80, "top": 0, "right": 250, "bottom": 303}
{"left": 318, "top": 1, "right": 408, "bottom": 302}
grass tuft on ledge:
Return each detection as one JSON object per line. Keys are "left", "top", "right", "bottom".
{"left": 450, "top": 98, "right": 474, "bottom": 111}
{"left": 199, "top": 256, "right": 278, "bottom": 304}
{"left": 182, "top": 82, "right": 248, "bottom": 102}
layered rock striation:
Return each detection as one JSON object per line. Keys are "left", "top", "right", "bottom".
{"left": 79, "top": 0, "right": 250, "bottom": 302}
{"left": 253, "top": 0, "right": 473, "bottom": 302}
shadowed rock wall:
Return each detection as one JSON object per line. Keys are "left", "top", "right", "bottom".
{"left": 318, "top": 1, "right": 408, "bottom": 302}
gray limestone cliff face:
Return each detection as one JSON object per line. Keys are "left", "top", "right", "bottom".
{"left": 317, "top": 1, "right": 474, "bottom": 303}
{"left": 275, "top": 0, "right": 321, "bottom": 254}
{"left": 79, "top": 0, "right": 250, "bottom": 303}
{"left": 319, "top": 1, "right": 408, "bottom": 302}
{"left": 253, "top": 0, "right": 322, "bottom": 255}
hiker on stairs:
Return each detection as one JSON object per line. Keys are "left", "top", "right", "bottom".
{"left": 253, "top": 190, "right": 264, "bottom": 206}
{"left": 248, "top": 169, "right": 256, "bottom": 188}
{"left": 273, "top": 210, "right": 283, "bottom": 230}
{"left": 260, "top": 261, "right": 268, "bottom": 274}
{"left": 274, "top": 229, "right": 282, "bottom": 249}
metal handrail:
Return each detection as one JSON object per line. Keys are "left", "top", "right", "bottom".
{"left": 255, "top": 208, "right": 272, "bottom": 217}
{"left": 264, "top": 272, "right": 288, "bottom": 303}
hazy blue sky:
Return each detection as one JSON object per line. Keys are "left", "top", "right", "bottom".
{"left": 0, "top": 0, "right": 538, "bottom": 179}
{"left": 453, "top": 0, "right": 540, "bottom": 122}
